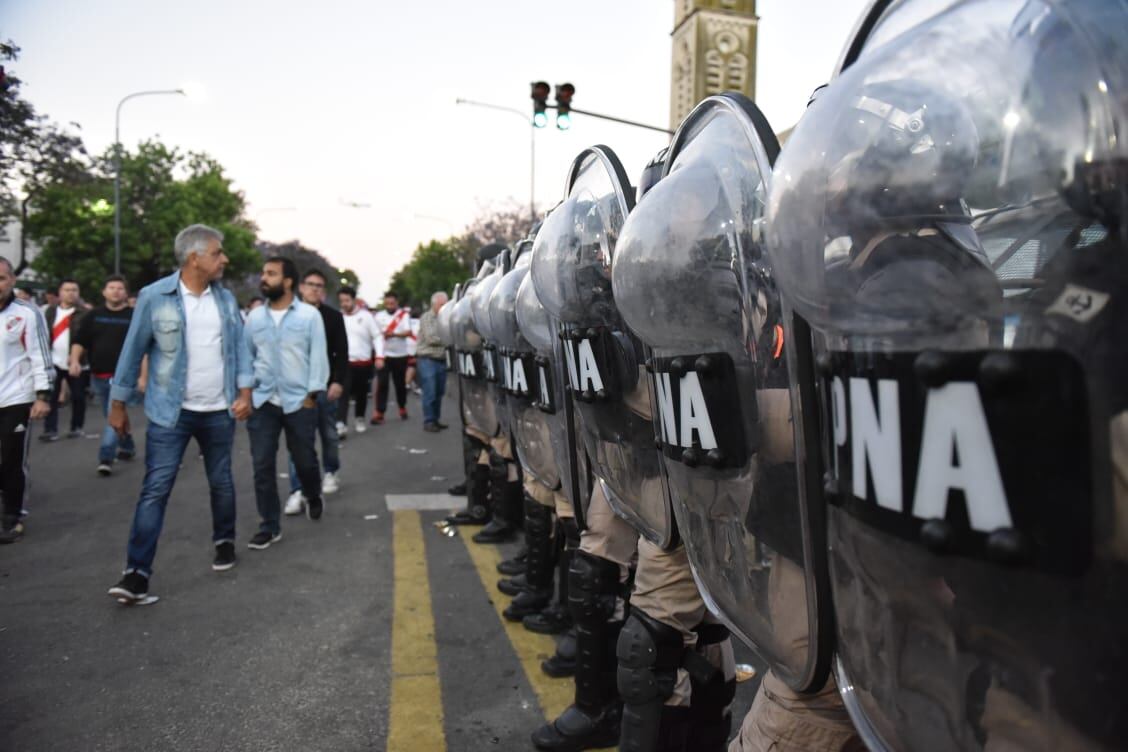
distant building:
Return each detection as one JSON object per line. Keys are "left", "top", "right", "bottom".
{"left": 670, "top": 0, "right": 759, "bottom": 130}
{"left": 0, "top": 219, "right": 42, "bottom": 278}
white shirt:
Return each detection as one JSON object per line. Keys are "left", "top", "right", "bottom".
{"left": 373, "top": 308, "right": 412, "bottom": 358}
{"left": 50, "top": 306, "right": 75, "bottom": 369}
{"left": 0, "top": 299, "right": 53, "bottom": 408}
{"left": 406, "top": 317, "right": 420, "bottom": 357}
{"left": 179, "top": 281, "right": 227, "bottom": 412}
{"left": 343, "top": 308, "right": 380, "bottom": 363}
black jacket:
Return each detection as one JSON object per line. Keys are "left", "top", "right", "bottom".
{"left": 317, "top": 303, "right": 348, "bottom": 388}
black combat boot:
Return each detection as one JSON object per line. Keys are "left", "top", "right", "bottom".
{"left": 504, "top": 498, "right": 555, "bottom": 621}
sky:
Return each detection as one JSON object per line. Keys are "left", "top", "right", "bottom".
{"left": 4, "top": 0, "right": 871, "bottom": 299}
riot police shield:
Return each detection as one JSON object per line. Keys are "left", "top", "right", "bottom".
{"left": 613, "top": 93, "right": 831, "bottom": 693}
{"left": 469, "top": 258, "right": 509, "bottom": 433}
{"left": 530, "top": 145, "right": 676, "bottom": 548}
{"left": 766, "top": 1, "right": 1128, "bottom": 749}
{"left": 451, "top": 280, "right": 499, "bottom": 440}
{"left": 515, "top": 268, "right": 591, "bottom": 527}
{"left": 489, "top": 249, "right": 559, "bottom": 490}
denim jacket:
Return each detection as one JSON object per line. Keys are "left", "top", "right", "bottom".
{"left": 244, "top": 298, "right": 328, "bottom": 413}
{"left": 111, "top": 271, "right": 253, "bottom": 428}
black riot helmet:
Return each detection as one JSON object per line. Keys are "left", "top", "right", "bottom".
{"left": 635, "top": 147, "right": 668, "bottom": 204}
{"left": 766, "top": 0, "right": 1128, "bottom": 750}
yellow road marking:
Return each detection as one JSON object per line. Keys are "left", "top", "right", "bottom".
{"left": 387, "top": 511, "right": 446, "bottom": 752}
{"left": 460, "top": 535, "right": 575, "bottom": 720}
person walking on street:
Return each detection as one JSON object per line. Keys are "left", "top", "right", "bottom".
{"left": 338, "top": 286, "right": 379, "bottom": 435}
{"left": 284, "top": 269, "right": 346, "bottom": 515}
{"left": 41, "top": 279, "right": 87, "bottom": 441}
{"left": 69, "top": 274, "right": 141, "bottom": 476}
{"left": 372, "top": 292, "right": 411, "bottom": 423}
{"left": 106, "top": 225, "right": 253, "bottom": 604}
{"left": 244, "top": 257, "right": 329, "bottom": 548}
{"left": 416, "top": 291, "right": 449, "bottom": 433}
{"left": 0, "top": 257, "right": 53, "bottom": 544}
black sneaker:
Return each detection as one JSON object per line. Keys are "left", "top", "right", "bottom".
{"left": 423, "top": 422, "right": 440, "bottom": 433}
{"left": 67, "top": 429, "right": 85, "bottom": 439}
{"left": 107, "top": 571, "right": 149, "bottom": 601}
{"left": 435, "top": 422, "right": 449, "bottom": 430}
{"left": 0, "top": 521, "right": 24, "bottom": 544}
{"left": 96, "top": 463, "right": 113, "bottom": 476}
{"left": 212, "top": 542, "right": 237, "bottom": 571}
{"left": 117, "top": 449, "right": 135, "bottom": 461}
{"left": 306, "top": 496, "right": 324, "bottom": 521}
{"left": 247, "top": 531, "right": 282, "bottom": 550}
{"left": 38, "top": 432, "right": 59, "bottom": 443}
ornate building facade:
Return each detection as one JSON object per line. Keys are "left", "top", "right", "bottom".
{"left": 670, "top": 0, "right": 759, "bottom": 129}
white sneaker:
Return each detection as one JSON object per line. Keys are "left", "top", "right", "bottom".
{"left": 336, "top": 421, "right": 348, "bottom": 438}
{"left": 322, "top": 472, "right": 340, "bottom": 494}
{"left": 354, "top": 419, "right": 367, "bottom": 434}
{"left": 284, "top": 490, "right": 306, "bottom": 516}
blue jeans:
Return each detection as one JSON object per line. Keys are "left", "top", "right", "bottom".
{"left": 92, "top": 376, "right": 135, "bottom": 464}
{"left": 125, "top": 409, "right": 236, "bottom": 577}
{"left": 289, "top": 393, "right": 340, "bottom": 493}
{"left": 248, "top": 403, "right": 319, "bottom": 535}
{"left": 418, "top": 357, "right": 446, "bottom": 425}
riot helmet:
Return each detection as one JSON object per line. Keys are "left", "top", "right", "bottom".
{"left": 530, "top": 145, "right": 676, "bottom": 547}
{"left": 614, "top": 93, "right": 831, "bottom": 693}
{"left": 766, "top": 0, "right": 1128, "bottom": 749}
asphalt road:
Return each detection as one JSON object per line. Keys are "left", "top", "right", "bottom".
{"left": 0, "top": 389, "right": 761, "bottom": 751}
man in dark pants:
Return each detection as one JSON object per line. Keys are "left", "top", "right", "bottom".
{"left": 244, "top": 257, "right": 329, "bottom": 548}
{"left": 0, "top": 257, "right": 53, "bottom": 544}
{"left": 284, "top": 269, "right": 347, "bottom": 515}
{"left": 69, "top": 274, "right": 140, "bottom": 476}
{"left": 372, "top": 292, "right": 411, "bottom": 423}
{"left": 337, "top": 286, "right": 379, "bottom": 435}
{"left": 106, "top": 224, "right": 254, "bottom": 602}
{"left": 42, "top": 278, "right": 87, "bottom": 441}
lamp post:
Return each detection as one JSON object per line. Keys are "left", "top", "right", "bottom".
{"left": 113, "top": 88, "right": 186, "bottom": 275}
{"left": 455, "top": 98, "right": 536, "bottom": 223}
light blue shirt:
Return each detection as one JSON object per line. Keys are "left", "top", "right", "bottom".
{"left": 244, "top": 297, "right": 329, "bottom": 413}
{"left": 111, "top": 271, "right": 253, "bottom": 428}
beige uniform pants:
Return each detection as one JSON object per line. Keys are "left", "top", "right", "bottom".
{"left": 730, "top": 672, "right": 860, "bottom": 752}
{"left": 580, "top": 481, "right": 731, "bottom": 706}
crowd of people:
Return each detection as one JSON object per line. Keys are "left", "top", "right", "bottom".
{"left": 0, "top": 224, "right": 451, "bottom": 605}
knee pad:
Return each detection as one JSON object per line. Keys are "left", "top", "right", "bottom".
{"left": 616, "top": 607, "right": 684, "bottom": 708}
{"left": 568, "top": 551, "right": 623, "bottom": 629}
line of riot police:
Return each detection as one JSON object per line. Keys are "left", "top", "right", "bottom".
{"left": 436, "top": 1, "right": 1128, "bottom": 749}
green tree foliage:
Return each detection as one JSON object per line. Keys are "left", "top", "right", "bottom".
{"left": 26, "top": 140, "right": 258, "bottom": 298}
{"left": 0, "top": 40, "right": 88, "bottom": 268}
{"left": 386, "top": 238, "right": 474, "bottom": 309}
{"left": 245, "top": 239, "right": 359, "bottom": 306}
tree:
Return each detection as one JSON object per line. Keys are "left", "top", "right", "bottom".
{"left": 386, "top": 237, "right": 474, "bottom": 310}
{"left": 0, "top": 39, "right": 88, "bottom": 270}
{"left": 463, "top": 199, "right": 538, "bottom": 252}
{"left": 246, "top": 239, "right": 359, "bottom": 306}
{"left": 26, "top": 140, "right": 258, "bottom": 298}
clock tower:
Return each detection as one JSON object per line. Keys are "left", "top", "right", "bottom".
{"left": 670, "top": 0, "right": 759, "bottom": 129}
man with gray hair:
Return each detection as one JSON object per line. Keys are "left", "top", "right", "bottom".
{"left": 415, "top": 290, "right": 449, "bottom": 433}
{"left": 107, "top": 224, "right": 253, "bottom": 605}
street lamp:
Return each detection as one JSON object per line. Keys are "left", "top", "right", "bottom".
{"left": 113, "top": 88, "right": 188, "bottom": 275}
{"left": 454, "top": 98, "right": 537, "bottom": 223}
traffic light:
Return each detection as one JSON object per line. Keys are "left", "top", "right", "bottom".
{"left": 555, "top": 83, "right": 574, "bottom": 130}
{"left": 530, "top": 81, "right": 550, "bottom": 128}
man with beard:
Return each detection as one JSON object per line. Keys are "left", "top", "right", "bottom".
{"left": 243, "top": 256, "right": 328, "bottom": 550}
{"left": 371, "top": 292, "right": 411, "bottom": 423}
{"left": 69, "top": 274, "right": 140, "bottom": 476}
{"left": 0, "top": 256, "right": 52, "bottom": 544}
{"left": 107, "top": 225, "right": 253, "bottom": 603}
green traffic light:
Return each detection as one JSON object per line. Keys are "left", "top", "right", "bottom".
{"left": 533, "top": 112, "right": 548, "bottom": 128}
{"left": 556, "top": 112, "right": 571, "bottom": 130}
